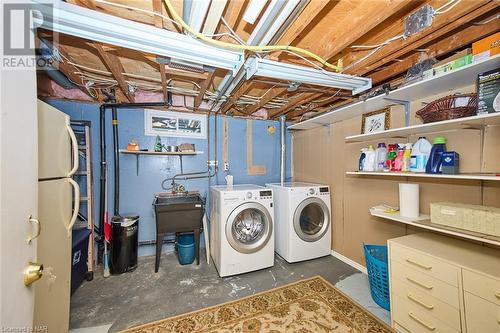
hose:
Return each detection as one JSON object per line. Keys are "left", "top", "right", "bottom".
{"left": 162, "top": 0, "right": 342, "bottom": 72}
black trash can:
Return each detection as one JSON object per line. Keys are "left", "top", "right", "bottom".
{"left": 110, "top": 215, "right": 139, "bottom": 274}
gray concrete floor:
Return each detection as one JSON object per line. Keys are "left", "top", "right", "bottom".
{"left": 70, "top": 251, "right": 389, "bottom": 332}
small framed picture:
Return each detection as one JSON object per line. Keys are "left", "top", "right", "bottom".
{"left": 144, "top": 109, "right": 207, "bottom": 138}
{"left": 361, "top": 108, "right": 390, "bottom": 134}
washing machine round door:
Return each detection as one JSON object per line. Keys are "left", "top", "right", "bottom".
{"left": 293, "top": 197, "right": 330, "bottom": 242}
{"left": 226, "top": 202, "right": 273, "bottom": 254}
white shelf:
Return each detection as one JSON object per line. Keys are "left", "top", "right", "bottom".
{"left": 289, "top": 55, "right": 500, "bottom": 130}
{"left": 345, "top": 112, "right": 500, "bottom": 143}
{"left": 346, "top": 171, "right": 500, "bottom": 181}
{"left": 119, "top": 149, "right": 197, "bottom": 156}
{"left": 370, "top": 208, "right": 500, "bottom": 247}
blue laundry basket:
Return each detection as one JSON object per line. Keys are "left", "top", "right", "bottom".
{"left": 177, "top": 234, "right": 195, "bottom": 265}
{"left": 363, "top": 244, "right": 390, "bottom": 311}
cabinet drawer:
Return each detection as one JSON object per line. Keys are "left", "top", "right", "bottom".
{"left": 391, "top": 277, "right": 461, "bottom": 331}
{"left": 392, "top": 295, "right": 459, "bottom": 333}
{"left": 463, "top": 269, "right": 500, "bottom": 306}
{"left": 391, "top": 244, "right": 459, "bottom": 286}
{"left": 391, "top": 259, "right": 459, "bottom": 308}
{"left": 464, "top": 292, "right": 500, "bottom": 333}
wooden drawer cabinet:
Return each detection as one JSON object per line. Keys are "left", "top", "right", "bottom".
{"left": 391, "top": 260, "right": 460, "bottom": 308}
{"left": 464, "top": 292, "right": 500, "bottom": 333}
{"left": 391, "top": 243, "right": 460, "bottom": 286}
{"left": 391, "top": 277, "right": 461, "bottom": 331}
{"left": 388, "top": 233, "right": 500, "bottom": 333}
{"left": 392, "top": 294, "right": 459, "bottom": 333}
{"left": 462, "top": 269, "right": 500, "bottom": 306}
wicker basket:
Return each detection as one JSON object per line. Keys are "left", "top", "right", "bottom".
{"left": 416, "top": 93, "right": 477, "bottom": 123}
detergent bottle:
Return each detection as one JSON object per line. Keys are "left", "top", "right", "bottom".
{"left": 426, "top": 136, "right": 447, "bottom": 174}
{"left": 402, "top": 143, "right": 412, "bottom": 172}
{"left": 393, "top": 145, "right": 404, "bottom": 171}
{"left": 359, "top": 148, "right": 367, "bottom": 171}
{"left": 375, "top": 143, "right": 388, "bottom": 171}
{"left": 385, "top": 144, "right": 397, "bottom": 172}
{"left": 410, "top": 137, "right": 432, "bottom": 173}
{"left": 363, "top": 145, "right": 377, "bottom": 171}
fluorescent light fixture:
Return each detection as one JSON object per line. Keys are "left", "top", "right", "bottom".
{"left": 189, "top": 0, "right": 211, "bottom": 32}
{"left": 31, "top": 1, "right": 244, "bottom": 74}
{"left": 246, "top": 58, "right": 372, "bottom": 95}
{"left": 243, "top": 0, "right": 268, "bottom": 24}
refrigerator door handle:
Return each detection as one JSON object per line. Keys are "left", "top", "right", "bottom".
{"left": 67, "top": 178, "right": 80, "bottom": 236}
{"left": 66, "top": 123, "right": 79, "bottom": 177}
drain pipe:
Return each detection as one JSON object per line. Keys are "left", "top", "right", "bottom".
{"left": 280, "top": 115, "right": 286, "bottom": 186}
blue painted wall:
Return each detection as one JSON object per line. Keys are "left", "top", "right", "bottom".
{"left": 45, "top": 99, "right": 292, "bottom": 256}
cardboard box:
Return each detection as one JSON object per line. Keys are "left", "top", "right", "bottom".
{"left": 472, "top": 32, "right": 500, "bottom": 62}
{"left": 430, "top": 202, "right": 500, "bottom": 237}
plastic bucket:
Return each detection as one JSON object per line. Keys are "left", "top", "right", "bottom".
{"left": 177, "top": 234, "right": 195, "bottom": 265}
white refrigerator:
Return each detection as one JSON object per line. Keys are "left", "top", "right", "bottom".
{"left": 35, "top": 100, "right": 80, "bottom": 332}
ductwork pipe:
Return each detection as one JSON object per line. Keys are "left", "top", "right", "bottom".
{"left": 280, "top": 115, "right": 286, "bottom": 186}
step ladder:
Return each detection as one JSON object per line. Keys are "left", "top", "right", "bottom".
{"left": 71, "top": 120, "right": 95, "bottom": 281}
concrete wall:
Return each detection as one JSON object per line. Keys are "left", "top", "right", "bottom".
{"left": 292, "top": 85, "right": 500, "bottom": 265}
{"left": 45, "top": 99, "right": 292, "bottom": 256}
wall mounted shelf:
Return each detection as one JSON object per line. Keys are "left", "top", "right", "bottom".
{"left": 370, "top": 208, "right": 500, "bottom": 247}
{"left": 346, "top": 171, "right": 500, "bottom": 181}
{"left": 119, "top": 149, "right": 198, "bottom": 175}
{"left": 345, "top": 112, "right": 500, "bottom": 143}
{"left": 119, "top": 149, "right": 197, "bottom": 156}
{"left": 289, "top": 55, "right": 499, "bottom": 130}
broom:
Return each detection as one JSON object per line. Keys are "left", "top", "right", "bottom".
{"left": 103, "top": 166, "right": 111, "bottom": 278}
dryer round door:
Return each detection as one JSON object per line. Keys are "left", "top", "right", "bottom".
{"left": 226, "top": 202, "right": 273, "bottom": 254}
{"left": 293, "top": 197, "right": 330, "bottom": 242}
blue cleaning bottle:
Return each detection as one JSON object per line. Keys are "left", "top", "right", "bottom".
{"left": 426, "top": 136, "right": 447, "bottom": 174}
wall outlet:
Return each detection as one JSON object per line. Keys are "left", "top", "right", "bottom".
{"left": 223, "top": 162, "right": 229, "bottom": 171}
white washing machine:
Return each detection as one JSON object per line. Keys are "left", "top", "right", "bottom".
{"left": 266, "top": 182, "right": 331, "bottom": 263}
{"left": 210, "top": 185, "right": 274, "bottom": 277}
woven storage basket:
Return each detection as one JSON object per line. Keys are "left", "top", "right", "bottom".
{"left": 416, "top": 93, "right": 477, "bottom": 123}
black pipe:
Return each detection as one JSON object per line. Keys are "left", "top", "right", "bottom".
{"left": 111, "top": 106, "right": 120, "bottom": 216}
{"left": 98, "top": 101, "right": 170, "bottom": 261}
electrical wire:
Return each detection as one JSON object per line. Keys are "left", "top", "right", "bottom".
{"left": 434, "top": 0, "right": 461, "bottom": 14}
{"left": 162, "top": 0, "right": 342, "bottom": 72}
{"left": 473, "top": 14, "right": 500, "bottom": 25}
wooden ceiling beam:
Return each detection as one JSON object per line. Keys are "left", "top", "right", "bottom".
{"left": 243, "top": 87, "right": 289, "bottom": 115}
{"left": 195, "top": 71, "right": 215, "bottom": 108}
{"left": 370, "top": 16, "right": 500, "bottom": 84}
{"left": 220, "top": 81, "right": 253, "bottom": 114}
{"left": 286, "top": 97, "right": 353, "bottom": 120}
{"left": 273, "top": 0, "right": 331, "bottom": 47}
{"left": 345, "top": 1, "right": 498, "bottom": 75}
{"left": 152, "top": 0, "right": 169, "bottom": 102}
{"left": 269, "top": 92, "right": 323, "bottom": 119}
{"left": 294, "top": 0, "right": 412, "bottom": 66}
{"left": 163, "top": 66, "right": 209, "bottom": 81}
{"left": 94, "top": 42, "right": 133, "bottom": 102}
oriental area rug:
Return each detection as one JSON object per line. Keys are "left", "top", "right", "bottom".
{"left": 122, "top": 276, "right": 394, "bottom": 333}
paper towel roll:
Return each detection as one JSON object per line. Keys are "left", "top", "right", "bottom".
{"left": 399, "top": 183, "right": 419, "bottom": 218}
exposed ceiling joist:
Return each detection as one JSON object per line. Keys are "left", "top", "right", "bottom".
{"left": 202, "top": 0, "right": 228, "bottom": 36}
{"left": 195, "top": 71, "right": 215, "bottom": 109}
{"left": 244, "top": 87, "right": 288, "bottom": 115}
{"left": 345, "top": 1, "right": 499, "bottom": 75}
{"left": 370, "top": 16, "right": 500, "bottom": 84}
{"left": 163, "top": 67, "right": 209, "bottom": 81}
{"left": 152, "top": 0, "right": 169, "bottom": 103}
{"left": 269, "top": 92, "right": 323, "bottom": 118}
{"left": 94, "top": 42, "right": 133, "bottom": 102}
{"left": 220, "top": 81, "right": 253, "bottom": 114}
{"left": 286, "top": 97, "right": 353, "bottom": 120}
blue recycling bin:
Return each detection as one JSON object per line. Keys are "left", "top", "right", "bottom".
{"left": 177, "top": 234, "right": 195, "bottom": 265}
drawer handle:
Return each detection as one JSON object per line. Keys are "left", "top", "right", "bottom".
{"left": 406, "top": 276, "right": 433, "bottom": 290}
{"left": 408, "top": 312, "right": 436, "bottom": 331}
{"left": 407, "top": 293, "right": 434, "bottom": 310}
{"left": 495, "top": 292, "right": 500, "bottom": 299}
{"left": 406, "top": 258, "right": 432, "bottom": 270}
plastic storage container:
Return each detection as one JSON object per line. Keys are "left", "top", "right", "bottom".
{"left": 363, "top": 244, "right": 390, "bottom": 311}
{"left": 177, "top": 234, "right": 195, "bottom": 265}
{"left": 110, "top": 215, "right": 139, "bottom": 274}
{"left": 71, "top": 228, "right": 91, "bottom": 294}
{"left": 410, "top": 137, "right": 432, "bottom": 173}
